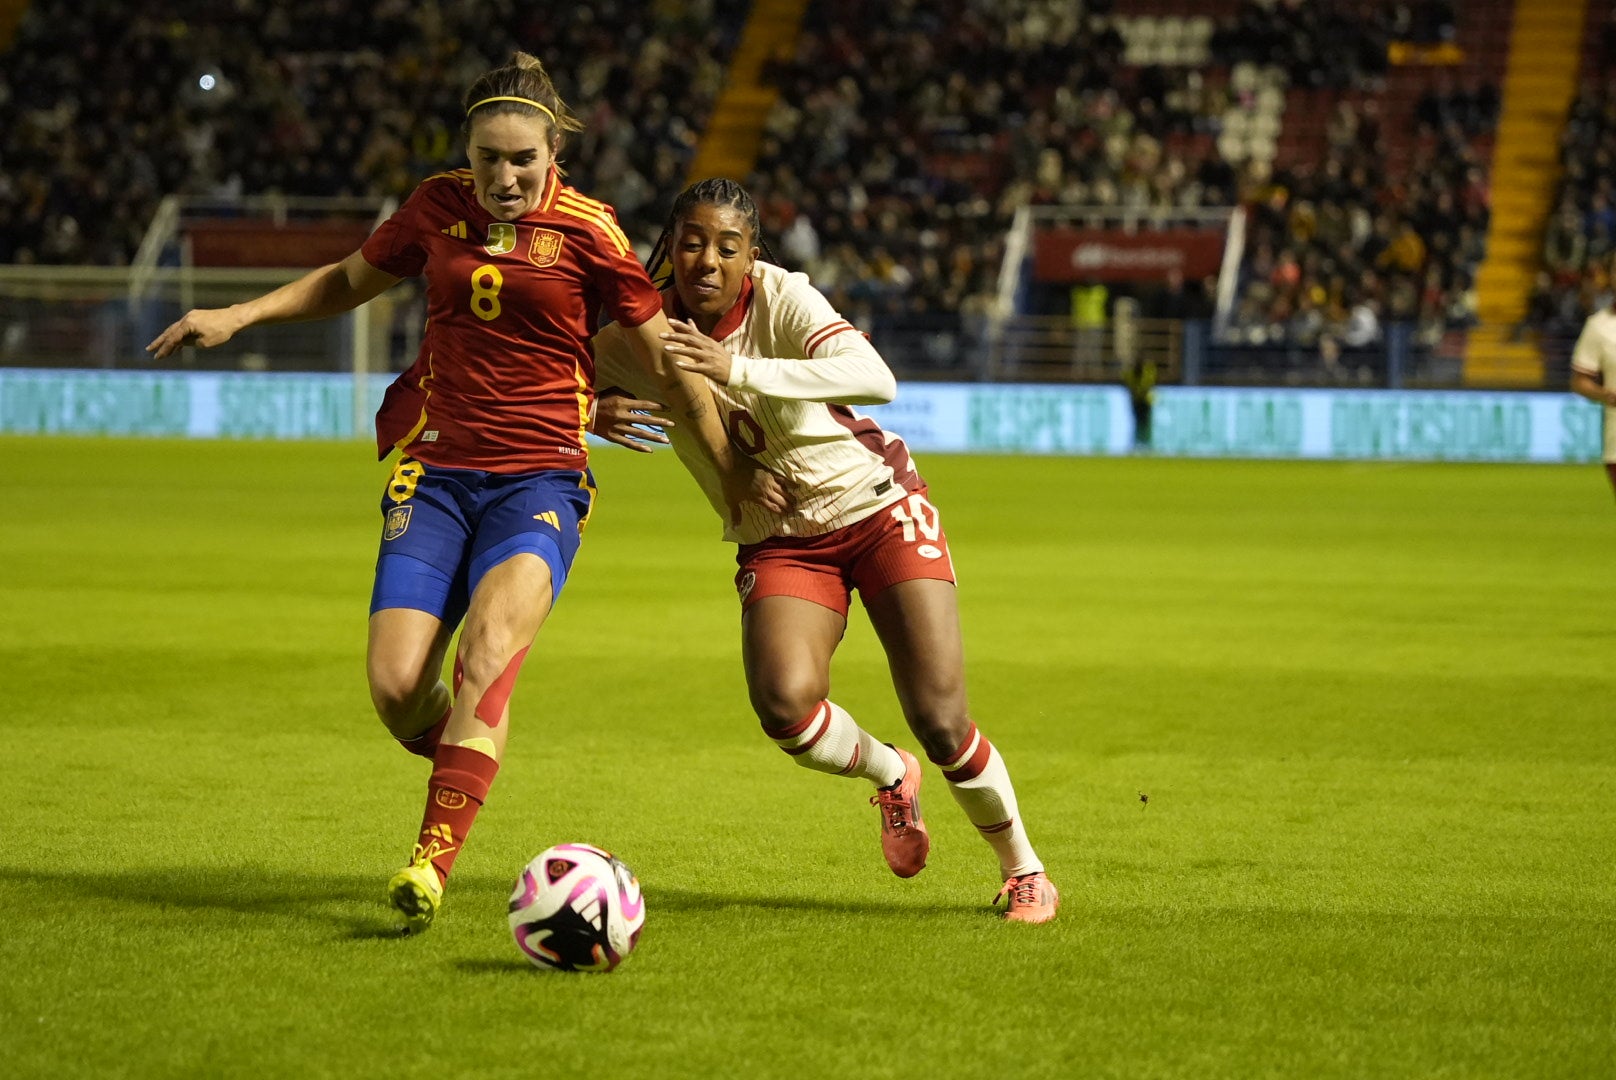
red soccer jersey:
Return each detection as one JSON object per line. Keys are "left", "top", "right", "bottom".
{"left": 364, "top": 166, "right": 662, "bottom": 472}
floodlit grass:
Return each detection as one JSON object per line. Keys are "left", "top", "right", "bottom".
{"left": 2, "top": 436, "right": 1613, "bottom": 1079}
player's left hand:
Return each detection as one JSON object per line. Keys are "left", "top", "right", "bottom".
{"left": 589, "top": 390, "right": 671, "bottom": 452}
{"left": 663, "top": 319, "right": 733, "bottom": 385}
{"left": 722, "top": 459, "right": 792, "bottom": 525}
{"left": 146, "top": 307, "right": 242, "bottom": 360}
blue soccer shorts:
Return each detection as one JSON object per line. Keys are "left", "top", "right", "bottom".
{"left": 369, "top": 456, "right": 595, "bottom": 627}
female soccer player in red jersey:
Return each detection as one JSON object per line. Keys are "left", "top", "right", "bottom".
{"left": 590, "top": 179, "right": 1058, "bottom": 922}
{"left": 147, "top": 57, "right": 785, "bottom": 933}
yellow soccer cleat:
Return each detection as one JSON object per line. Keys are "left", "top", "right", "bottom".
{"left": 387, "top": 846, "right": 445, "bottom": 934}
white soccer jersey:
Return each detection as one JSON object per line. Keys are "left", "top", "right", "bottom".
{"left": 1571, "top": 308, "right": 1616, "bottom": 461}
{"left": 593, "top": 261, "right": 922, "bottom": 543}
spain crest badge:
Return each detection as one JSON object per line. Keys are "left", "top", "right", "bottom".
{"left": 383, "top": 504, "right": 413, "bottom": 541}
{"left": 529, "top": 228, "right": 565, "bottom": 268}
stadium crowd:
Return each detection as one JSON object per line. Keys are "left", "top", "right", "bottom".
{"left": 749, "top": 0, "right": 1230, "bottom": 337}
{"left": 1, "top": 0, "right": 1500, "bottom": 374}
{"left": 1530, "top": 61, "right": 1616, "bottom": 337}
{"left": 1224, "top": 112, "right": 1494, "bottom": 357}
{"left": 0, "top": 0, "right": 744, "bottom": 265}
{"left": 751, "top": 0, "right": 1492, "bottom": 364}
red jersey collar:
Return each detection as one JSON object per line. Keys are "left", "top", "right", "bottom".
{"left": 663, "top": 274, "right": 754, "bottom": 341}
{"left": 537, "top": 165, "right": 561, "bottom": 213}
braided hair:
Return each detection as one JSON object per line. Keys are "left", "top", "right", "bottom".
{"left": 645, "top": 178, "right": 783, "bottom": 288}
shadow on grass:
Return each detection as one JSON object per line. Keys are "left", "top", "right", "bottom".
{"left": 0, "top": 863, "right": 511, "bottom": 939}
{"left": 0, "top": 864, "right": 987, "bottom": 933}
{"left": 454, "top": 957, "right": 540, "bottom": 976}
{"left": 644, "top": 884, "right": 986, "bottom": 918}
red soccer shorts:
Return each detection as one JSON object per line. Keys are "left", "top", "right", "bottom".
{"left": 733, "top": 489, "right": 957, "bottom": 616}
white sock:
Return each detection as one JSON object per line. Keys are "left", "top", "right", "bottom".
{"left": 935, "top": 723, "right": 1043, "bottom": 878}
{"left": 765, "top": 700, "right": 905, "bottom": 787}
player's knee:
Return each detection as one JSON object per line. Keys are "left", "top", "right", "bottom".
{"left": 904, "top": 700, "right": 972, "bottom": 762}
{"left": 455, "top": 641, "right": 531, "bottom": 728}
{"left": 749, "top": 672, "right": 829, "bottom": 733}
{"left": 453, "top": 648, "right": 498, "bottom": 698}
{"left": 455, "top": 639, "right": 520, "bottom": 696}
{"left": 368, "top": 668, "right": 437, "bottom": 735}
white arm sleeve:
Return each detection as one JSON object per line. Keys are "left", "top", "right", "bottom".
{"left": 725, "top": 271, "right": 897, "bottom": 404}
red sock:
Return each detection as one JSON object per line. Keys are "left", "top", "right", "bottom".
{"left": 395, "top": 707, "right": 451, "bottom": 759}
{"left": 413, "top": 744, "right": 500, "bottom": 885}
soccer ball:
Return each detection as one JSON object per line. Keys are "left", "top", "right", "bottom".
{"left": 508, "top": 843, "right": 644, "bottom": 972}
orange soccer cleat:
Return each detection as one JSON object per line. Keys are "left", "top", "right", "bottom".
{"left": 995, "top": 871, "right": 1060, "bottom": 924}
{"left": 871, "top": 746, "right": 929, "bottom": 878}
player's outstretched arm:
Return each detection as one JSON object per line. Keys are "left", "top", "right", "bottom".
{"left": 625, "top": 311, "right": 789, "bottom": 521}
{"left": 146, "top": 251, "right": 400, "bottom": 359}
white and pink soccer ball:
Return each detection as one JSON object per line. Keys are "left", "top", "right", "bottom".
{"left": 508, "top": 843, "right": 644, "bottom": 972}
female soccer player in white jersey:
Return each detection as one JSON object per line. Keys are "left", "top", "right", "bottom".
{"left": 1570, "top": 298, "right": 1616, "bottom": 497}
{"left": 590, "top": 179, "right": 1058, "bottom": 922}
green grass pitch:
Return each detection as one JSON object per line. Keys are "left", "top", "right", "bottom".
{"left": 2, "top": 435, "right": 1613, "bottom": 1079}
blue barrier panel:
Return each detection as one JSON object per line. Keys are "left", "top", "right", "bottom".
{"left": 1, "top": 371, "right": 1603, "bottom": 464}
{"left": 0, "top": 369, "right": 395, "bottom": 440}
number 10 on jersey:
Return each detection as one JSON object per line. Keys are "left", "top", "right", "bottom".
{"left": 889, "top": 493, "right": 940, "bottom": 542}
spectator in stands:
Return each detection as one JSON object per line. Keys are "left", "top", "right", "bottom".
{"left": 1341, "top": 295, "right": 1383, "bottom": 349}
{"left": 1545, "top": 204, "right": 1591, "bottom": 283}
{"left": 1519, "top": 270, "right": 1579, "bottom": 338}
{"left": 1070, "top": 277, "right": 1108, "bottom": 371}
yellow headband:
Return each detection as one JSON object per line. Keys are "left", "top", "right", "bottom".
{"left": 467, "top": 95, "right": 558, "bottom": 124}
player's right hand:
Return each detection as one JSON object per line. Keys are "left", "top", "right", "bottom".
{"left": 146, "top": 308, "right": 241, "bottom": 360}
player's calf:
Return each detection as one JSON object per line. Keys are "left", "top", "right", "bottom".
{"left": 763, "top": 700, "right": 903, "bottom": 786}
{"left": 930, "top": 722, "right": 1048, "bottom": 885}
{"left": 763, "top": 700, "right": 929, "bottom": 877}
{"left": 389, "top": 743, "right": 500, "bottom": 932}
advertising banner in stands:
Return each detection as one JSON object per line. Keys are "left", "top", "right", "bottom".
{"left": 0, "top": 372, "right": 1601, "bottom": 464}
{"left": 1033, "top": 228, "right": 1226, "bottom": 283}
{"left": 861, "top": 385, "right": 1601, "bottom": 463}
{"left": 0, "top": 369, "right": 388, "bottom": 439}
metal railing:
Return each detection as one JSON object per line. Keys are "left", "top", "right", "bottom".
{"left": 0, "top": 265, "right": 1578, "bottom": 393}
